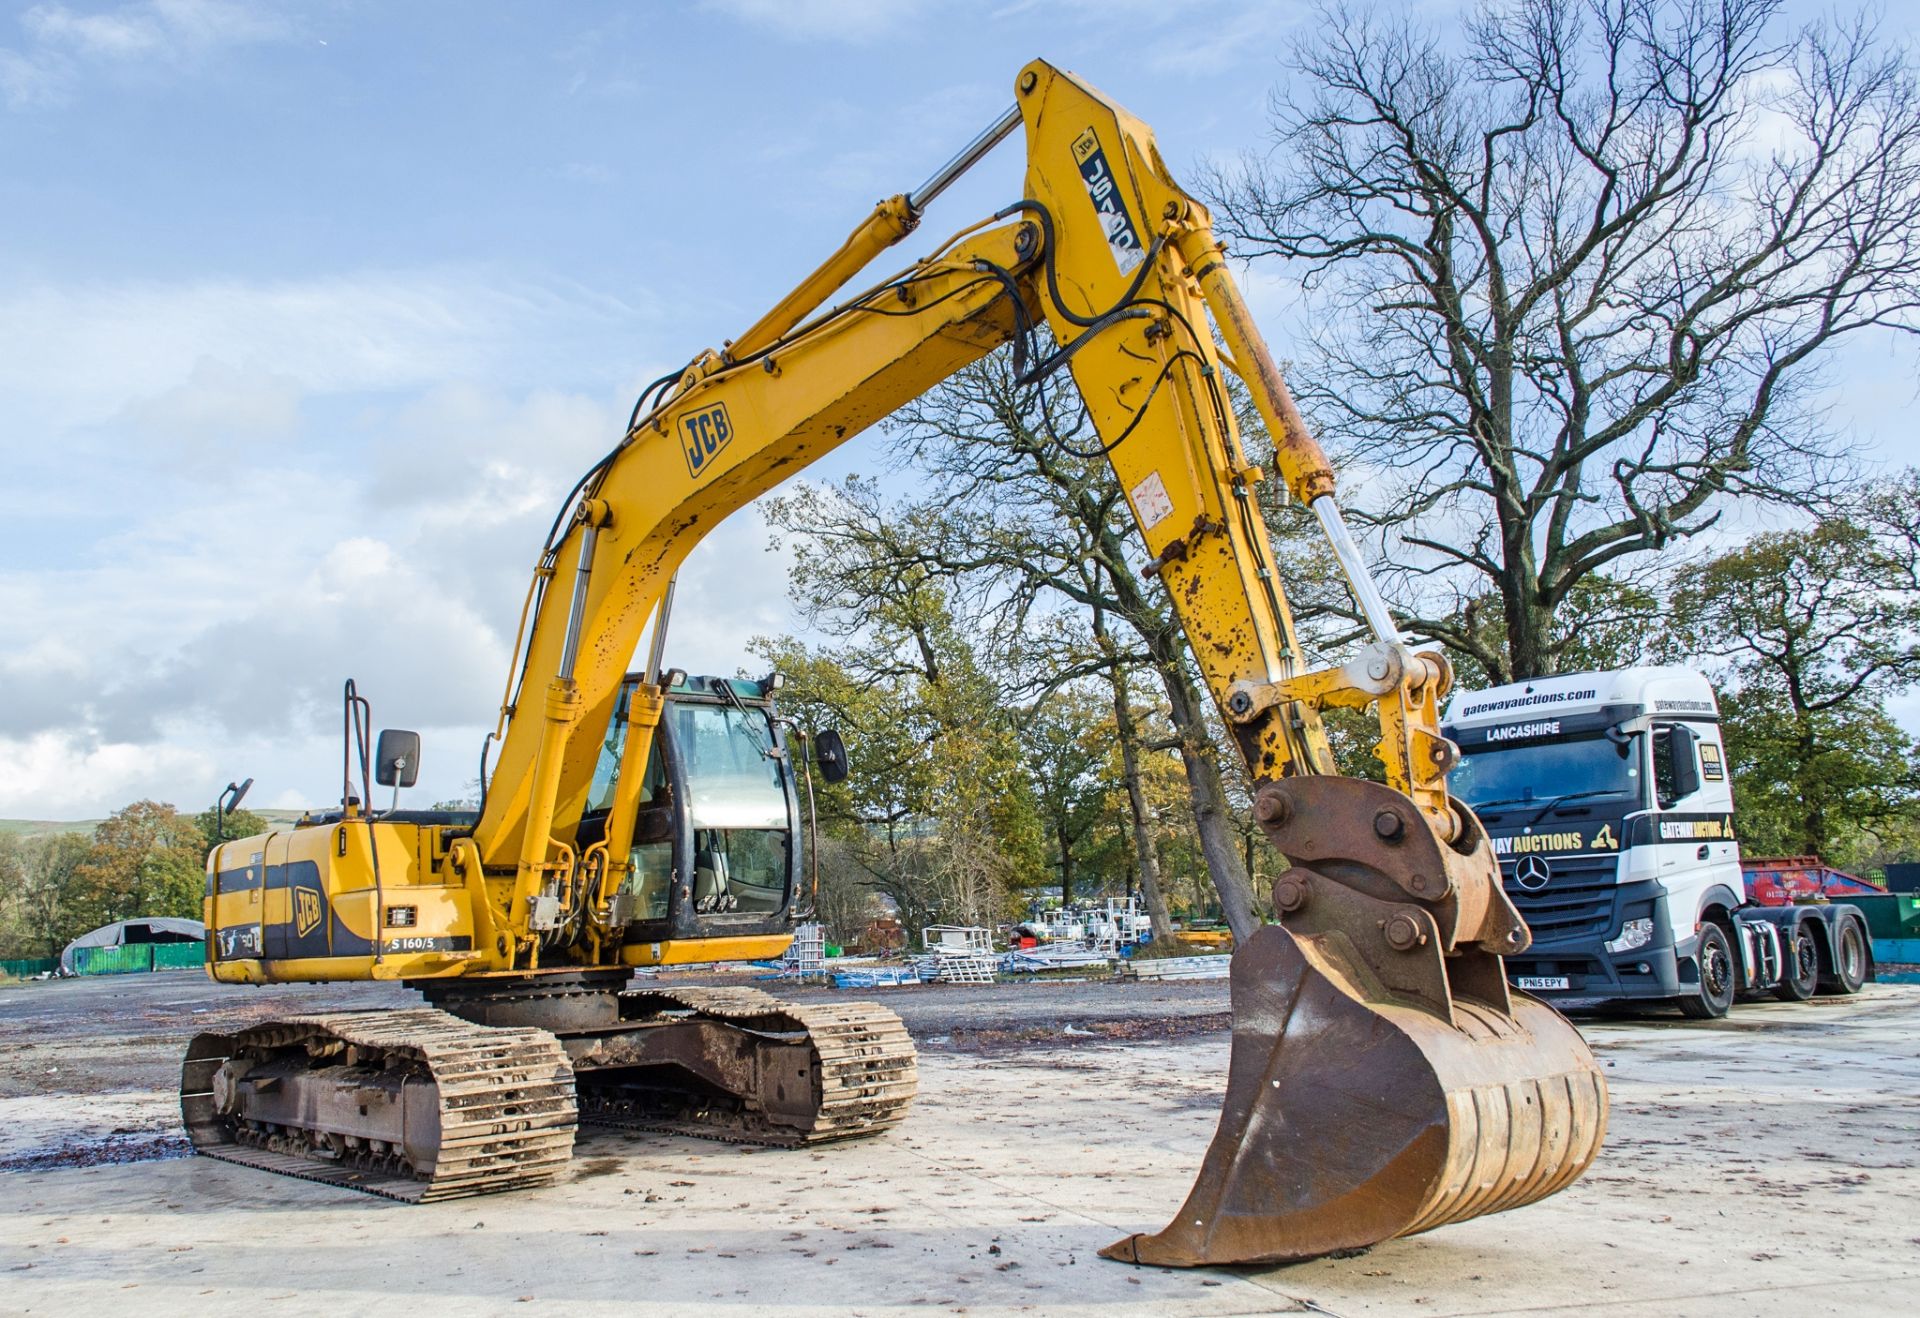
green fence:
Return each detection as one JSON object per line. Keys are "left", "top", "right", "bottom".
{"left": 1, "top": 956, "right": 58, "bottom": 978}
{"left": 152, "top": 942, "right": 207, "bottom": 970}
{"left": 68, "top": 941, "right": 207, "bottom": 976}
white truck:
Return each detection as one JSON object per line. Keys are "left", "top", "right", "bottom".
{"left": 1442, "top": 666, "right": 1873, "bottom": 1017}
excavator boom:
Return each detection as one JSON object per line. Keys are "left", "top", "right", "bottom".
{"left": 191, "top": 58, "right": 1605, "bottom": 1265}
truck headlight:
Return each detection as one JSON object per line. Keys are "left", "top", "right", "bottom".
{"left": 1605, "top": 918, "right": 1653, "bottom": 954}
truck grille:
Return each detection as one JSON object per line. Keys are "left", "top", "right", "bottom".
{"left": 1502, "top": 856, "right": 1618, "bottom": 946}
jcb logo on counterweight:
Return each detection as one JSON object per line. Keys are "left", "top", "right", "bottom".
{"left": 678, "top": 403, "right": 734, "bottom": 478}
{"left": 293, "top": 885, "right": 323, "bottom": 938}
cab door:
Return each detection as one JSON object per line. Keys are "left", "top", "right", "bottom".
{"left": 1651, "top": 721, "right": 1741, "bottom": 899}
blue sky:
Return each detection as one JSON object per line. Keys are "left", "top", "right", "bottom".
{"left": 1, "top": 0, "right": 1914, "bottom": 818}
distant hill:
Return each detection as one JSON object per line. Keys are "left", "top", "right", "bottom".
{"left": 0, "top": 809, "right": 310, "bottom": 840}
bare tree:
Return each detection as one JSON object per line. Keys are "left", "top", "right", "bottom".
{"left": 765, "top": 351, "right": 1301, "bottom": 939}
{"left": 1207, "top": 0, "right": 1920, "bottom": 680}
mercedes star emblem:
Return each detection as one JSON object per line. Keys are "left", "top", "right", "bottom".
{"left": 1515, "top": 854, "right": 1552, "bottom": 892}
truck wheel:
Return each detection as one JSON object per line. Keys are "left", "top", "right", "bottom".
{"left": 1825, "top": 921, "right": 1869, "bottom": 995}
{"left": 1772, "top": 922, "right": 1819, "bottom": 1002}
{"left": 1678, "top": 922, "right": 1736, "bottom": 1020}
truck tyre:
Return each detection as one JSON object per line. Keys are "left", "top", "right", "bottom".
{"left": 1678, "top": 922, "right": 1736, "bottom": 1020}
{"left": 1826, "top": 920, "right": 1869, "bottom": 995}
{"left": 1772, "top": 921, "right": 1819, "bottom": 1002}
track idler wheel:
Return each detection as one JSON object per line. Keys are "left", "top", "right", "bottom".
{"left": 1102, "top": 778, "right": 1607, "bottom": 1268}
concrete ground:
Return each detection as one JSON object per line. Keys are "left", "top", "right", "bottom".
{"left": 1, "top": 972, "right": 1916, "bottom": 1317}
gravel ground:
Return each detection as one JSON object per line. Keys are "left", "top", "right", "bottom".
{"left": 0, "top": 969, "right": 1231, "bottom": 1100}
{"left": 0, "top": 968, "right": 1231, "bottom": 1168}
{"left": 2, "top": 970, "right": 1916, "bottom": 1315}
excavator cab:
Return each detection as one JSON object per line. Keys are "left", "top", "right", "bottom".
{"left": 578, "top": 672, "right": 805, "bottom": 949}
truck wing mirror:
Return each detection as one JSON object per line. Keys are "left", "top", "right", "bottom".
{"left": 1669, "top": 723, "right": 1700, "bottom": 799}
{"left": 375, "top": 729, "right": 421, "bottom": 788}
{"left": 814, "top": 728, "right": 849, "bottom": 785}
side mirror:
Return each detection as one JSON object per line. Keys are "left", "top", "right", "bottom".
{"left": 213, "top": 777, "right": 254, "bottom": 845}
{"left": 814, "top": 728, "right": 849, "bottom": 785}
{"left": 1669, "top": 724, "right": 1700, "bottom": 799}
{"left": 375, "top": 729, "right": 421, "bottom": 788}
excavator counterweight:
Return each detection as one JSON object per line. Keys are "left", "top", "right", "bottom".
{"left": 187, "top": 57, "right": 1606, "bottom": 1267}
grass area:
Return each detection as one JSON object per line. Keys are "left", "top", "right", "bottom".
{"left": 0, "top": 809, "right": 309, "bottom": 840}
{"left": 0, "top": 819, "right": 106, "bottom": 839}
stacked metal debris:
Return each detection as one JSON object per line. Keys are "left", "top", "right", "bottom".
{"left": 1000, "top": 945, "right": 1113, "bottom": 973}
{"left": 1115, "top": 954, "right": 1232, "bottom": 981}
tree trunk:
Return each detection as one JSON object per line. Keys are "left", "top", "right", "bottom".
{"left": 1099, "top": 544, "right": 1262, "bottom": 941}
{"left": 1794, "top": 708, "right": 1824, "bottom": 856}
{"left": 1105, "top": 664, "right": 1176, "bottom": 942}
{"left": 1501, "top": 554, "right": 1554, "bottom": 681}
{"left": 1153, "top": 641, "right": 1260, "bottom": 941}
{"left": 1055, "top": 819, "right": 1074, "bottom": 907}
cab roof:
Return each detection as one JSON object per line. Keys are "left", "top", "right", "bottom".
{"left": 625, "top": 672, "right": 777, "bottom": 702}
{"left": 1444, "top": 666, "right": 1718, "bottom": 729}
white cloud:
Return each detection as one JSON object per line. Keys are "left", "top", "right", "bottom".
{"left": 1145, "top": 2, "right": 1298, "bottom": 75}
{"left": 0, "top": 284, "right": 819, "bottom": 818}
{"left": 117, "top": 356, "right": 303, "bottom": 463}
{"left": 0, "top": 729, "right": 213, "bottom": 819}
{"left": 25, "top": 0, "right": 290, "bottom": 60}
{"left": 0, "top": 270, "right": 638, "bottom": 431}
{"left": 2, "top": 0, "right": 295, "bottom": 107}
{"left": 0, "top": 43, "right": 62, "bottom": 104}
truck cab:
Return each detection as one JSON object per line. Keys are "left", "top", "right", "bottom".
{"left": 1444, "top": 666, "right": 1872, "bottom": 1015}
{"left": 1444, "top": 667, "right": 1745, "bottom": 1009}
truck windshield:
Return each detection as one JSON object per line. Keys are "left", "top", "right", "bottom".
{"left": 1452, "top": 735, "right": 1641, "bottom": 812}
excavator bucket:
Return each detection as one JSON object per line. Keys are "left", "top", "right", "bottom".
{"left": 1102, "top": 778, "right": 1607, "bottom": 1268}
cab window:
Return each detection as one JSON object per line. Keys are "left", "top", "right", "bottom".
{"left": 586, "top": 691, "right": 665, "bottom": 815}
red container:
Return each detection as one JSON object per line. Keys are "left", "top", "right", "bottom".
{"left": 1742, "top": 855, "right": 1883, "bottom": 906}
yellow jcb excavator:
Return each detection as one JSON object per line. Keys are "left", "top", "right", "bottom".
{"left": 186, "top": 59, "right": 1606, "bottom": 1266}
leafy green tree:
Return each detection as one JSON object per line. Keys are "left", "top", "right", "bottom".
{"left": 1716, "top": 689, "right": 1916, "bottom": 864}
{"left": 0, "top": 831, "right": 92, "bottom": 959}
{"left": 1673, "top": 494, "right": 1920, "bottom": 862}
{"left": 1443, "top": 576, "right": 1676, "bottom": 691}
{"left": 1019, "top": 681, "right": 1115, "bottom": 907}
{"left": 193, "top": 805, "right": 269, "bottom": 851}
{"left": 753, "top": 572, "right": 1044, "bottom": 942}
{"left": 72, "top": 801, "right": 207, "bottom": 927}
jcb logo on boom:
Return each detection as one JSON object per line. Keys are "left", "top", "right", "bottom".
{"left": 678, "top": 403, "right": 734, "bottom": 479}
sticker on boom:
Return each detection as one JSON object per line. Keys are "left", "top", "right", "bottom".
{"left": 1071, "top": 128, "right": 1144, "bottom": 273}
{"left": 678, "top": 402, "right": 734, "bottom": 478}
